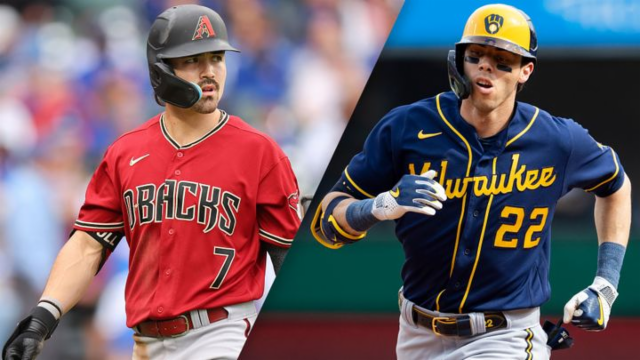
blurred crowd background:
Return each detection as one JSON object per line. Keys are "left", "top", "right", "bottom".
{"left": 0, "top": 0, "right": 401, "bottom": 358}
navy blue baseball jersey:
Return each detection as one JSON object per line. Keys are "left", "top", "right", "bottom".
{"left": 340, "top": 91, "right": 624, "bottom": 313}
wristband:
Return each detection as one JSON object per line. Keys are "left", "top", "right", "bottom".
{"left": 346, "top": 199, "right": 379, "bottom": 232}
{"left": 596, "top": 242, "right": 626, "bottom": 289}
{"left": 38, "top": 298, "right": 63, "bottom": 320}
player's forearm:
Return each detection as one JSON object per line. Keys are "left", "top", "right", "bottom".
{"left": 563, "top": 176, "right": 630, "bottom": 329}
{"left": 594, "top": 174, "right": 631, "bottom": 247}
{"left": 321, "top": 191, "right": 363, "bottom": 235}
{"left": 41, "top": 230, "right": 103, "bottom": 314}
{"left": 591, "top": 174, "right": 631, "bottom": 288}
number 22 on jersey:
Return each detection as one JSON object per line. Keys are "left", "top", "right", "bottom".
{"left": 494, "top": 206, "right": 549, "bottom": 249}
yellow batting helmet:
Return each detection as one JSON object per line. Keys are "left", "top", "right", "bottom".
{"left": 448, "top": 4, "right": 538, "bottom": 99}
{"left": 458, "top": 3, "right": 537, "bottom": 60}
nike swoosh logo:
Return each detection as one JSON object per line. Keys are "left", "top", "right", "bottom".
{"left": 390, "top": 188, "right": 400, "bottom": 198}
{"left": 130, "top": 154, "right": 150, "bottom": 166}
{"left": 418, "top": 131, "right": 442, "bottom": 140}
{"left": 597, "top": 297, "right": 604, "bottom": 326}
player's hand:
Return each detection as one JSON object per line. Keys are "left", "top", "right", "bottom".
{"left": 371, "top": 170, "right": 447, "bottom": 221}
{"left": 2, "top": 307, "right": 58, "bottom": 360}
{"left": 563, "top": 276, "right": 618, "bottom": 331}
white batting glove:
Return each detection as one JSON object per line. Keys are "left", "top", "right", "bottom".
{"left": 371, "top": 170, "right": 447, "bottom": 221}
{"left": 563, "top": 276, "right": 619, "bottom": 331}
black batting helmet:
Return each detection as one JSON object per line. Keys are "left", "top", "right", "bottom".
{"left": 147, "top": 5, "right": 239, "bottom": 108}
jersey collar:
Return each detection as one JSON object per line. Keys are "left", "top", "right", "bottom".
{"left": 440, "top": 91, "right": 539, "bottom": 154}
{"left": 160, "top": 110, "right": 229, "bottom": 150}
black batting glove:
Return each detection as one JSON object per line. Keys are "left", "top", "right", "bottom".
{"left": 2, "top": 307, "right": 59, "bottom": 360}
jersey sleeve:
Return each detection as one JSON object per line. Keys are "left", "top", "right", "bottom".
{"left": 257, "top": 156, "right": 301, "bottom": 248}
{"left": 563, "top": 119, "right": 625, "bottom": 197}
{"left": 73, "top": 147, "right": 125, "bottom": 250}
{"left": 338, "top": 107, "right": 402, "bottom": 199}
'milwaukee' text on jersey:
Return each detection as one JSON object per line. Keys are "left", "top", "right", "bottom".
{"left": 72, "top": 111, "right": 301, "bottom": 327}
{"left": 342, "top": 92, "right": 624, "bottom": 313}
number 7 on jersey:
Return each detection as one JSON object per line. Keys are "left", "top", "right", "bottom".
{"left": 211, "top": 247, "right": 235, "bottom": 289}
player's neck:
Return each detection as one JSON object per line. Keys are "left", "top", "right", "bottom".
{"left": 163, "top": 107, "right": 222, "bottom": 146}
{"left": 460, "top": 97, "right": 515, "bottom": 138}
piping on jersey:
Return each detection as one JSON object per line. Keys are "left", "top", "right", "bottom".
{"left": 585, "top": 150, "right": 620, "bottom": 192}
{"left": 457, "top": 105, "right": 540, "bottom": 312}
{"left": 506, "top": 107, "right": 539, "bottom": 147}
{"left": 434, "top": 93, "right": 474, "bottom": 311}
{"left": 160, "top": 111, "right": 229, "bottom": 150}
{"left": 458, "top": 157, "right": 498, "bottom": 313}
{"left": 435, "top": 97, "right": 541, "bottom": 312}
{"left": 259, "top": 228, "right": 294, "bottom": 246}
{"left": 74, "top": 219, "right": 125, "bottom": 231}
{"left": 344, "top": 166, "right": 375, "bottom": 198}
{"left": 436, "top": 93, "right": 474, "bottom": 176}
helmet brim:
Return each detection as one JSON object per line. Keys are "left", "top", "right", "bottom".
{"left": 457, "top": 36, "right": 536, "bottom": 60}
{"left": 154, "top": 39, "right": 240, "bottom": 59}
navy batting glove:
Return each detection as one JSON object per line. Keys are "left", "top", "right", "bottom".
{"left": 372, "top": 170, "right": 447, "bottom": 221}
{"left": 563, "top": 277, "right": 618, "bottom": 331}
{"left": 542, "top": 320, "right": 573, "bottom": 351}
{"left": 3, "top": 307, "right": 59, "bottom": 360}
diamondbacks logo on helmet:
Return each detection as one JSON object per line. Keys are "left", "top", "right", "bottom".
{"left": 192, "top": 15, "right": 216, "bottom": 40}
{"left": 484, "top": 14, "right": 504, "bottom": 34}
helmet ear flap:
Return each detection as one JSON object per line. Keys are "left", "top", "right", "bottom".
{"left": 152, "top": 62, "right": 202, "bottom": 108}
{"left": 146, "top": 5, "right": 238, "bottom": 108}
{"left": 447, "top": 50, "right": 471, "bottom": 99}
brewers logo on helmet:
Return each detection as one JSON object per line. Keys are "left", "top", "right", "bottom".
{"left": 448, "top": 4, "right": 537, "bottom": 99}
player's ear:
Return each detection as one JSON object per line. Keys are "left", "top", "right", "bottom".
{"left": 518, "top": 61, "right": 534, "bottom": 84}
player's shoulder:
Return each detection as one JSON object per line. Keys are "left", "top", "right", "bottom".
{"left": 103, "top": 114, "right": 162, "bottom": 155}
{"left": 393, "top": 93, "right": 444, "bottom": 116}
{"left": 224, "top": 113, "right": 286, "bottom": 155}
{"left": 517, "top": 101, "right": 585, "bottom": 135}
{"left": 112, "top": 114, "right": 160, "bottom": 142}
{"left": 514, "top": 101, "right": 594, "bottom": 154}
{"left": 378, "top": 93, "right": 446, "bottom": 127}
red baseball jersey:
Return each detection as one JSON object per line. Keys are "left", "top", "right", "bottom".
{"left": 73, "top": 111, "right": 301, "bottom": 327}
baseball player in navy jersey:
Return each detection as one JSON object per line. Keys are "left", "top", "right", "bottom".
{"left": 2, "top": 5, "right": 301, "bottom": 360}
{"left": 312, "top": 4, "right": 631, "bottom": 359}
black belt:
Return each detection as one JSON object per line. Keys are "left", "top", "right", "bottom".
{"left": 412, "top": 306, "right": 507, "bottom": 336}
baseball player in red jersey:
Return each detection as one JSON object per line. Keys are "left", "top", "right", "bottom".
{"left": 2, "top": 5, "right": 301, "bottom": 360}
